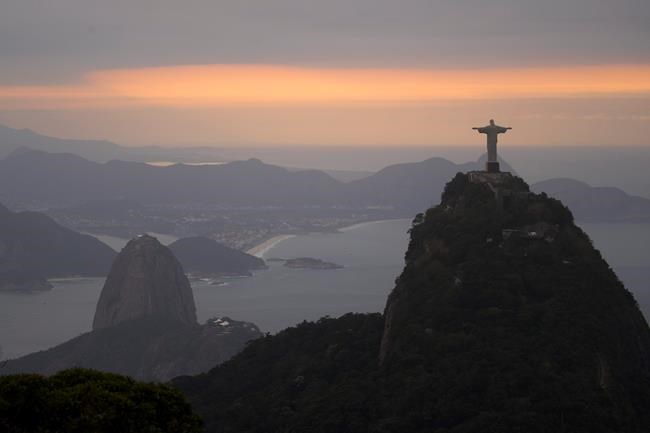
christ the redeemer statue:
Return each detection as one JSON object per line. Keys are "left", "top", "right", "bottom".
{"left": 472, "top": 119, "right": 511, "bottom": 173}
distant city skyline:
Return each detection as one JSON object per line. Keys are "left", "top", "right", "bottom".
{"left": 0, "top": 0, "right": 648, "bottom": 147}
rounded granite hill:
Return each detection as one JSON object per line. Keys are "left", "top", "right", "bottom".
{"left": 380, "top": 172, "right": 650, "bottom": 431}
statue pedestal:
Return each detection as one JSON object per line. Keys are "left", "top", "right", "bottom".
{"left": 486, "top": 161, "right": 500, "bottom": 173}
{"left": 468, "top": 170, "right": 516, "bottom": 211}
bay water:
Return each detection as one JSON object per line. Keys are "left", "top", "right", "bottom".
{"left": 0, "top": 219, "right": 647, "bottom": 360}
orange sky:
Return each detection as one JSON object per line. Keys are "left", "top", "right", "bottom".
{"left": 0, "top": 63, "right": 649, "bottom": 146}
{"left": 1, "top": 64, "right": 649, "bottom": 108}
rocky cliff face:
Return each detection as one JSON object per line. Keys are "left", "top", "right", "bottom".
{"left": 93, "top": 235, "right": 196, "bottom": 330}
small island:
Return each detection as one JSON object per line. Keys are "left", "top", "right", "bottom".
{"left": 283, "top": 257, "right": 343, "bottom": 270}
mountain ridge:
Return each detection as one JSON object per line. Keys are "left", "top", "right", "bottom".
{"left": 2, "top": 146, "right": 646, "bottom": 222}
{"left": 0, "top": 123, "right": 224, "bottom": 163}
{"left": 532, "top": 177, "right": 650, "bottom": 222}
{"left": 0, "top": 147, "right": 506, "bottom": 212}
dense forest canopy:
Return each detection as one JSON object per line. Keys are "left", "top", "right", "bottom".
{"left": 0, "top": 368, "right": 202, "bottom": 433}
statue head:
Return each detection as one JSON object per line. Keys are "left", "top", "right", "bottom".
{"left": 489, "top": 119, "right": 495, "bottom": 125}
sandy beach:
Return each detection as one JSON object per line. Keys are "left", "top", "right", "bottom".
{"left": 339, "top": 218, "right": 409, "bottom": 232}
{"left": 246, "top": 235, "right": 296, "bottom": 258}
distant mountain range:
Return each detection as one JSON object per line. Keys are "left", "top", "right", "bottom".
{"left": 349, "top": 155, "right": 514, "bottom": 211}
{"left": 0, "top": 202, "right": 116, "bottom": 291}
{"left": 1, "top": 126, "right": 647, "bottom": 221}
{"left": 0, "top": 147, "right": 508, "bottom": 213}
{"left": 0, "top": 124, "right": 122, "bottom": 161}
{"left": 0, "top": 123, "right": 226, "bottom": 163}
{"left": 532, "top": 178, "right": 650, "bottom": 222}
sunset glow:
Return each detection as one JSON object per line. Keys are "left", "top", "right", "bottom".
{"left": 1, "top": 64, "right": 649, "bottom": 110}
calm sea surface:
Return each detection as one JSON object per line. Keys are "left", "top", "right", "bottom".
{"left": 192, "top": 219, "right": 410, "bottom": 333}
{"left": 0, "top": 220, "right": 648, "bottom": 360}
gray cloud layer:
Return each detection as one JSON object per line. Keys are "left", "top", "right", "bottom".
{"left": 1, "top": 0, "right": 649, "bottom": 84}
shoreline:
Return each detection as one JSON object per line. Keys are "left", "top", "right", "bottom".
{"left": 48, "top": 277, "right": 106, "bottom": 283}
{"left": 338, "top": 218, "right": 410, "bottom": 232}
{"left": 246, "top": 218, "right": 410, "bottom": 258}
{"left": 246, "top": 235, "right": 297, "bottom": 258}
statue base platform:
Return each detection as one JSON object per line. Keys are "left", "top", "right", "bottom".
{"left": 469, "top": 171, "right": 513, "bottom": 185}
{"left": 486, "top": 161, "right": 500, "bottom": 173}
{"left": 468, "top": 171, "right": 517, "bottom": 211}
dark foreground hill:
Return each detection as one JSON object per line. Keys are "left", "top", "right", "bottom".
{"left": 176, "top": 172, "right": 650, "bottom": 433}
{"left": 3, "top": 315, "right": 260, "bottom": 383}
{"left": 169, "top": 237, "right": 267, "bottom": 277}
{"left": 4, "top": 235, "right": 261, "bottom": 381}
{"left": 0, "top": 369, "right": 202, "bottom": 433}
{"left": 0, "top": 202, "right": 116, "bottom": 291}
